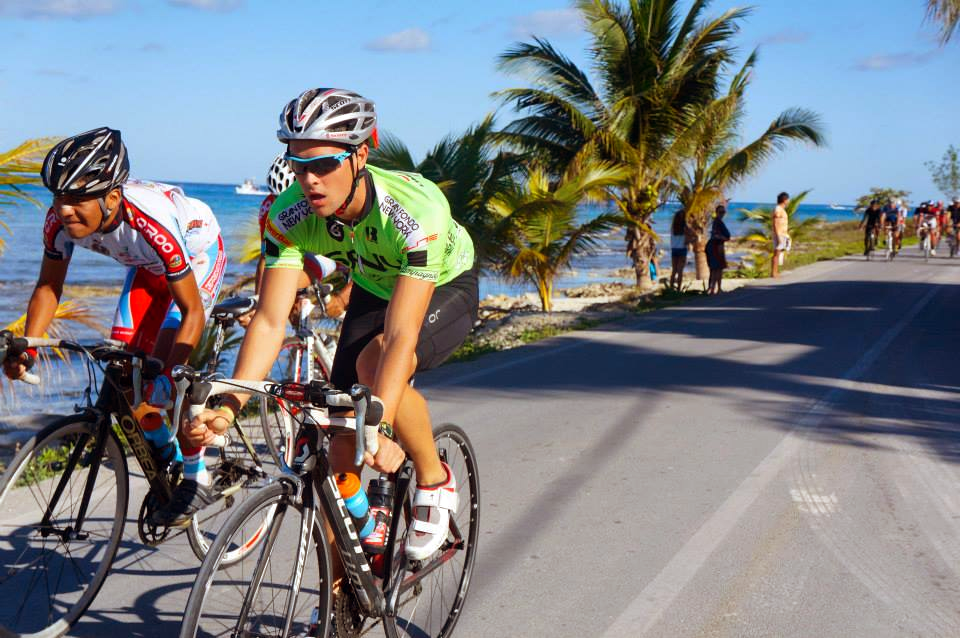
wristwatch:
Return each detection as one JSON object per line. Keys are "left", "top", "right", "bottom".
{"left": 378, "top": 420, "right": 395, "bottom": 440}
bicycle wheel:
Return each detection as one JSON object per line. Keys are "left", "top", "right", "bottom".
{"left": 0, "top": 416, "right": 128, "bottom": 638}
{"left": 257, "top": 338, "right": 309, "bottom": 467}
{"left": 179, "top": 480, "right": 331, "bottom": 638}
{"left": 384, "top": 423, "right": 480, "bottom": 638}
{"left": 186, "top": 422, "right": 278, "bottom": 566}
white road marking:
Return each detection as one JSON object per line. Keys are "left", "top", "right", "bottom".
{"left": 790, "top": 488, "right": 839, "bottom": 516}
{"left": 601, "top": 284, "right": 940, "bottom": 637}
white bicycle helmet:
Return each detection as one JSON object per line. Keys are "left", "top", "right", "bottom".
{"left": 277, "top": 88, "right": 377, "bottom": 147}
{"left": 266, "top": 153, "right": 296, "bottom": 195}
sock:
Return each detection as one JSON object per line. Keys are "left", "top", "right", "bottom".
{"left": 141, "top": 411, "right": 180, "bottom": 463}
{"left": 181, "top": 447, "right": 209, "bottom": 486}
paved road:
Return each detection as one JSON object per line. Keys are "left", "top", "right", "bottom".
{"left": 40, "top": 252, "right": 960, "bottom": 636}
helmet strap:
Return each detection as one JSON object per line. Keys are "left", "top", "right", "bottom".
{"left": 334, "top": 149, "right": 367, "bottom": 218}
{"left": 96, "top": 197, "right": 111, "bottom": 232}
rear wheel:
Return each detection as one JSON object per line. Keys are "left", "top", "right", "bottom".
{"left": 383, "top": 423, "right": 480, "bottom": 638}
{"left": 0, "top": 417, "right": 128, "bottom": 638}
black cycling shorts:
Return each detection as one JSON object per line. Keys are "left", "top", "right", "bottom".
{"left": 329, "top": 268, "right": 479, "bottom": 392}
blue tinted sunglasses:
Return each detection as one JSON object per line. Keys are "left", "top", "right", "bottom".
{"left": 284, "top": 149, "right": 353, "bottom": 177}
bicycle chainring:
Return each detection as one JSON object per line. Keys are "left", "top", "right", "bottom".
{"left": 332, "top": 584, "right": 368, "bottom": 638}
{"left": 137, "top": 489, "right": 171, "bottom": 546}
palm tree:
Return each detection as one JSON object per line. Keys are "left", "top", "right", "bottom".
{"left": 738, "top": 189, "right": 820, "bottom": 269}
{"left": 490, "top": 161, "right": 630, "bottom": 311}
{"left": 370, "top": 116, "right": 521, "bottom": 267}
{"left": 674, "top": 51, "right": 826, "bottom": 279}
{"left": 928, "top": 0, "right": 960, "bottom": 43}
{"left": 0, "top": 138, "right": 57, "bottom": 255}
{"left": 496, "top": 0, "right": 751, "bottom": 288}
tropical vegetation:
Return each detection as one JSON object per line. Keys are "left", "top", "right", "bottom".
{"left": 854, "top": 188, "right": 911, "bottom": 211}
{"left": 925, "top": 144, "right": 960, "bottom": 201}
{"left": 672, "top": 50, "right": 825, "bottom": 279}
{"left": 927, "top": 0, "right": 960, "bottom": 43}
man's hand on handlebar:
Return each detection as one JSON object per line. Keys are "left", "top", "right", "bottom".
{"left": 2, "top": 350, "right": 35, "bottom": 381}
{"left": 184, "top": 408, "right": 233, "bottom": 447}
{"left": 364, "top": 434, "right": 404, "bottom": 473}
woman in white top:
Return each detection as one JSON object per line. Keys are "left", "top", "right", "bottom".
{"left": 670, "top": 208, "right": 689, "bottom": 290}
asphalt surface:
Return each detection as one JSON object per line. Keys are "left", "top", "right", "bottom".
{"left": 18, "top": 251, "right": 960, "bottom": 637}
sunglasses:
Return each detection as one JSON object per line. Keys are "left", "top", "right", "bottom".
{"left": 284, "top": 150, "right": 353, "bottom": 177}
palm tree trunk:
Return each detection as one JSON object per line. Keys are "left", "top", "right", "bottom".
{"left": 536, "top": 276, "right": 553, "bottom": 312}
{"left": 693, "top": 234, "right": 709, "bottom": 280}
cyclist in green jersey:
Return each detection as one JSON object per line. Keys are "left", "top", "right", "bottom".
{"left": 187, "top": 89, "right": 478, "bottom": 562}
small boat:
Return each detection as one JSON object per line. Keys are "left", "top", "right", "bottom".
{"left": 235, "top": 179, "right": 269, "bottom": 196}
{"left": 829, "top": 203, "right": 848, "bottom": 210}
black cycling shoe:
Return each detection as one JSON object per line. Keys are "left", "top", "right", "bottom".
{"left": 149, "top": 479, "right": 214, "bottom": 528}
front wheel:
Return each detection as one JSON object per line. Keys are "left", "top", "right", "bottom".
{"left": 179, "top": 480, "right": 331, "bottom": 638}
{"left": 0, "top": 416, "right": 129, "bottom": 638}
{"left": 384, "top": 423, "right": 480, "bottom": 638}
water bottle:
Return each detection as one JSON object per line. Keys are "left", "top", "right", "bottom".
{"left": 335, "top": 473, "right": 375, "bottom": 540}
{"left": 362, "top": 475, "right": 394, "bottom": 555}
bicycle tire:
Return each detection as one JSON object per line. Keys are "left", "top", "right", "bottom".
{"left": 179, "top": 480, "right": 332, "bottom": 638}
{"left": 0, "top": 416, "right": 128, "bottom": 638}
{"left": 185, "top": 421, "right": 278, "bottom": 566}
{"left": 384, "top": 423, "right": 480, "bottom": 638}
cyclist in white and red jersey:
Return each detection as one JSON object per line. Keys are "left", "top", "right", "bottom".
{"left": 2, "top": 127, "right": 227, "bottom": 526}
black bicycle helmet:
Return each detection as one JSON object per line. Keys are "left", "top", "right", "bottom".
{"left": 41, "top": 127, "right": 129, "bottom": 198}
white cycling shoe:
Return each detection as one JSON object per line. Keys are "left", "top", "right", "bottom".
{"left": 405, "top": 462, "right": 458, "bottom": 561}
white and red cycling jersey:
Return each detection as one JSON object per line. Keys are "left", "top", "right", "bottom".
{"left": 43, "top": 179, "right": 221, "bottom": 282}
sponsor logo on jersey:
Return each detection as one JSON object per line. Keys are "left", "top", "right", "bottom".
{"left": 401, "top": 233, "right": 438, "bottom": 253}
{"left": 89, "top": 241, "right": 111, "bottom": 257}
{"left": 169, "top": 254, "right": 183, "bottom": 270}
{"left": 326, "top": 217, "right": 345, "bottom": 241}
{"left": 402, "top": 268, "right": 438, "bottom": 281}
{"left": 132, "top": 211, "right": 179, "bottom": 255}
{"left": 276, "top": 199, "right": 311, "bottom": 232}
{"left": 186, "top": 219, "right": 205, "bottom": 231}
{"left": 381, "top": 195, "right": 421, "bottom": 237}
{"left": 365, "top": 226, "right": 378, "bottom": 243}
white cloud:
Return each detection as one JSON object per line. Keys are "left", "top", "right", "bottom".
{"left": 854, "top": 50, "right": 937, "bottom": 71}
{"left": 0, "top": 0, "right": 121, "bottom": 18}
{"left": 510, "top": 8, "right": 582, "bottom": 38}
{"left": 365, "top": 28, "right": 430, "bottom": 53}
{"left": 167, "top": 0, "right": 242, "bottom": 11}
{"left": 758, "top": 29, "right": 810, "bottom": 46}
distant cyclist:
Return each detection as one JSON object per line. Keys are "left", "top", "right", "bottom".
{"left": 915, "top": 201, "right": 939, "bottom": 254}
{"left": 881, "top": 199, "right": 900, "bottom": 253}
{"left": 2, "top": 127, "right": 227, "bottom": 526}
{"left": 859, "top": 200, "right": 883, "bottom": 255}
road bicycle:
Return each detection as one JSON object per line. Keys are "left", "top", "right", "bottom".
{"left": 864, "top": 226, "right": 877, "bottom": 261}
{"left": 919, "top": 226, "right": 933, "bottom": 262}
{"left": 885, "top": 226, "right": 896, "bottom": 261}
{"left": 174, "top": 366, "right": 480, "bottom": 638}
{"left": 0, "top": 300, "right": 291, "bottom": 637}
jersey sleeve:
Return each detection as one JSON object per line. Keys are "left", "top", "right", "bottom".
{"left": 42, "top": 208, "right": 74, "bottom": 261}
{"left": 302, "top": 253, "right": 340, "bottom": 281}
{"left": 381, "top": 193, "right": 445, "bottom": 283}
{"left": 262, "top": 213, "right": 306, "bottom": 270}
{"left": 123, "top": 194, "right": 193, "bottom": 282}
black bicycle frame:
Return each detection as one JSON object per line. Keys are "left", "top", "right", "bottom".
{"left": 38, "top": 362, "right": 171, "bottom": 538}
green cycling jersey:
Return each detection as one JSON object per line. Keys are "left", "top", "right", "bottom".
{"left": 263, "top": 165, "right": 475, "bottom": 299}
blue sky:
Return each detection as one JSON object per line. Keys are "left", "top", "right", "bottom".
{"left": 1, "top": 0, "right": 957, "bottom": 204}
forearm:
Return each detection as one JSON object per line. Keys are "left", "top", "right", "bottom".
{"left": 373, "top": 328, "right": 419, "bottom": 425}
{"left": 254, "top": 257, "right": 265, "bottom": 295}
{"left": 222, "top": 312, "right": 288, "bottom": 410}
{"left": 163, "top": 308, "right": 206, "bottom": 370}
{"left": 24, "top": 284, "right": 62, "bottom": 338}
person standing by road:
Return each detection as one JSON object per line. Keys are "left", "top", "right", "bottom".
{"left": 669, "top": 208, "right": 689, "bottom": 290}
{"left": 706, "top": 204, "right": 731, "bottom": 295}
{"left": 772, "top": 191, "right": 790, "bottom": 278}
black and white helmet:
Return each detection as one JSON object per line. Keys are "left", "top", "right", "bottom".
{"left": 41, "top": 127, "right": 129, "bottom": 197}
{"left": 266, "top": 152, "right": 296, "bottom": 195}
{"left": 277, "top": 88, "right": 377, "bottom": 146}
